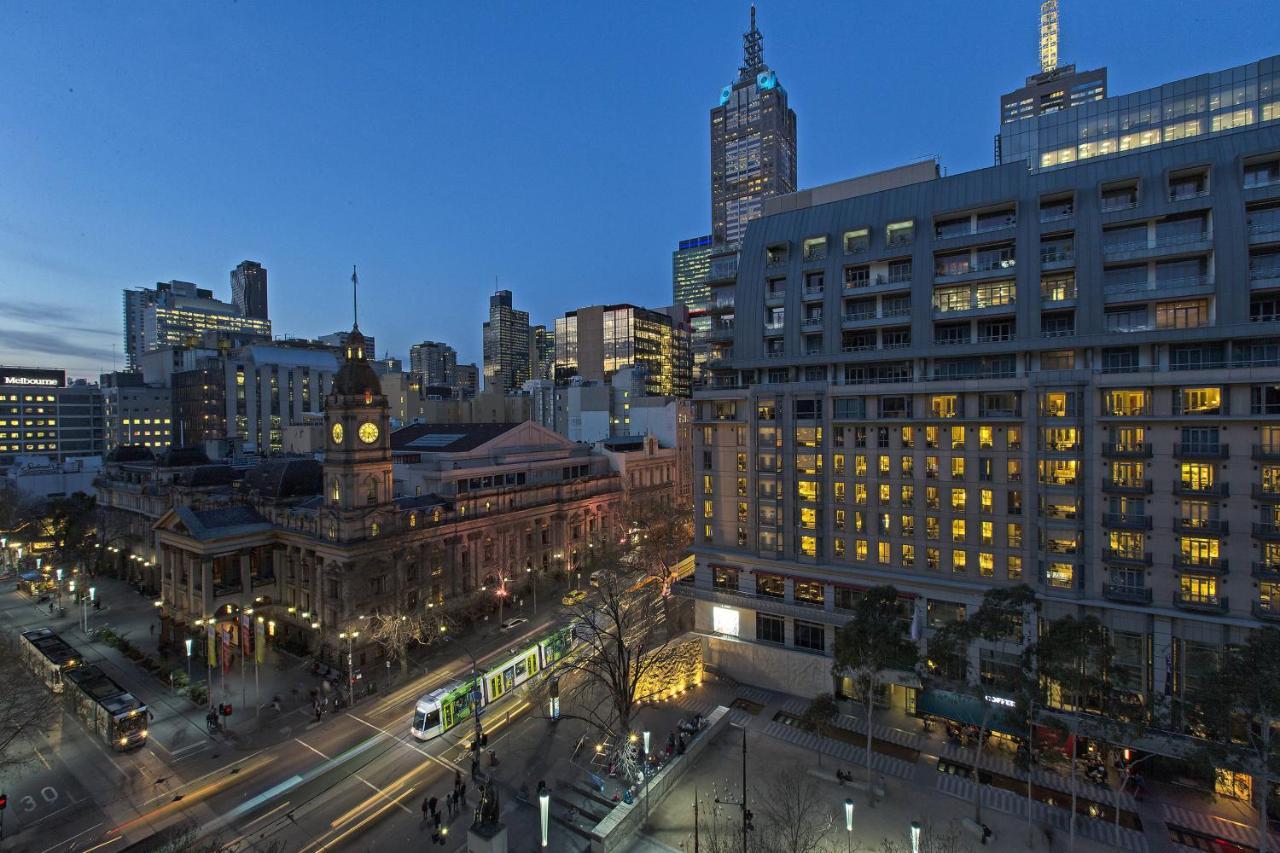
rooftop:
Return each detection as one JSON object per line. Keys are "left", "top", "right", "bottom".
{"left": 391, "top": 422, "right": 523, "bottom": 453}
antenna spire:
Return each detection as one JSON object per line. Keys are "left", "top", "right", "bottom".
{"left": 1039, "top": 0, "right": 1060, "bottom": 74}
{"left": 351, "top": 265, "right": 359, "bottom": 329}
{"left": 740, "top": 4, "right": 764, "bottom": 77}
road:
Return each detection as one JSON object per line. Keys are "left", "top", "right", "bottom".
{"left": 0, "top": 587, "right": 567, "bottom": 852}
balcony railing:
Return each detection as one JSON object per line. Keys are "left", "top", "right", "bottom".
{"left": 1100, "top": 194, "right": 1138, "bottom": 212}
{"left": 1253, "top": 562, "right": 1280, "bottom": 581}
{"left": 1173, "top": 517, "right": 1228, "bottom": 535}
{"left": 1172, "top": 555, "right": 1229, "bottom": 574}
{"left": 1253, "top": 484, "right": 1280, "bottom": 502}
{"left": 1253, "top": 601, "right": 1280, "bottom": 622}
{"left": 1102, "top": 479, "right": 1153, "bottom": 495}
{"left": 1173, "top": 592, "right": 1228, "bottom": 613}
{"left": 1173, "top": 443, "right": 1228, "bottom": 459}
{"left": 1101, "top": 442, "right": 1152, "bottom": 458}
{"left": 1103, "top": 584, "right": 1153, "bottom": 605}
{"left": 1102, "top": 513, "right": 1152, "bottom": 530}
{"left": 801, "top": 316, "right": 824, "bottom": 329}
{"left": 1253, "top": 522, "right": 1280, "bottom": 539}
{"left": 1251, "top": 267, "right": 1280, "bottom": 281}
{"left": 803, "top": 247, "right": 828, "bottom": 263}
{"left": 1103, "top": 548, "right": 1152, "bottom": 566}
{"left": 802, "top": 287, "right": 825, "bottom": 300}
{"left": 1040, "top": 249, "right": 1074, "bottom": 265}
{"left": 1173, "top": 481, "right": 1228, "bottom": 498}
{"left": 1253, "top": 445, "right": 1280, "bottom": 462}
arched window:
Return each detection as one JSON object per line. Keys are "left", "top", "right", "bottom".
{"left": 331, "top": 480, "right": 341, "bottom": 503}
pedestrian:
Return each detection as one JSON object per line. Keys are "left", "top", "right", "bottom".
{"left": 428, "top": 795, "right": 438, "bottom": 816}
{"left": 446, "top": 794, "right": 454, "bottom": 819}
{"left": 150, "top": 623, "right": 155, "bottom": 638}
{"left": 422, "top": 796, "right": 431, "bottom": 825}
{"left": 455, "top": 768, "right": 462, "bottom": 789}
{"left": 460, "top": 781, "right": 467, "bottom": 804}
{"left": 314, "top": 704, "right": 322, "bottom": 723}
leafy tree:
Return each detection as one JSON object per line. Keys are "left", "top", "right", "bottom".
{"left": 928, "top": 584, "right": 1036, "bottom": 828}
{"left": 1188, "top": 628, "right": 1280, "bottom": 853}
{"left": 1028, "top": 614, "right": 1115, "bottom": 853}
{"left": 832, "top": 585, "right": 918, "bottom": 785}
{"left": 801, "top": 692, "right": 840, "bottom": 767}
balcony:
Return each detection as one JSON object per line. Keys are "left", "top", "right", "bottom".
{"left": 1172, "top": 555, "right": 1228, "bottom": 575}
{"left": 1101, "top": 442, "right": 1152, "bottom": 459}
{"left": 1173, "top": 517, "right": 1228, "bottom": 535}
{"left": 1248, "top": 220, "right": 1280, "bottom": 244}
{"left": 802, "top": 247, "right": 828, "bottom": 264}
{"left": 1104, "top": 274, "right": 1215, "bottom": 300}
{"left": 763, "top": 322, "right": 785, "bottom": 337}
{"left": 1254, "top": 484, "right": 1280, "bottom": 503}
{"left": 1102, "top": 479, "right": 1153, "bottom": 495}
{"left": 1174, "top": 443, "right": 1228, "bottom": 460}
{"left": 708, "top": 320, "right": 735, "bottom": 341}
{"left": 1103, "top": 548, "right": 1152, "bottom": 566}
{"left": 1102, "top": 230, "right": 1212, "bottom": 262}
{"left": 1173, "top": 592, "right": 1228, "bottom": 613}
{"left": 1254, "top": 522, "right": 1280, "bottom": 540}
{"left": 1253, "top": 562, "right": 1280, "bottom": 581}
{"left": 1173, "top": 481, "right": 1228, "bottom": 498}
{"left": 800, "top": 315, "right": 824, "bottom": 330}
{"left": 764, "top": 291, "right": 786, "bottom": 307}
{"left": 802, "top": 287, "right": 825, "bottom": 302}
{"left": 1102, "top": 513, "right": 1153, "bottom": 530}
{"left": 705, "top": 348, "right": 733, "bottom": 365}
{"left": 1253, "top": 601, "right": 1280, "bottom": 622}
{"left": 1103, "top": 584, "right": 1153, "bottom": 605}
{"left": 1040, "top": 249, "right": 1074, "bottom": 268}
{"left": 1253, "top": 444, "right": 1280, "bottom": 462}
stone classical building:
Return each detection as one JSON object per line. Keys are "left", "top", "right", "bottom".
{"left": 145, "top": 326, "right": 636, "bottom": 670}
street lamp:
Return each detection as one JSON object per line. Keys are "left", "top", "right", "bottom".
{"left": 495, "top": 576, "right": 509, "bottom": 626}
{"left": 910, "top": 820, "right": 922, "bottom": 853}
{"left": 538, "top": 787, "right": 550, "bottom": 847}
{"left": 185, "top": 637, "right": 193, "bottom": 681}
{"left": 844, "top": 798, "right": 855, "bottom": 852}
{"left": 338, "top": 630, "right": 359, "bottom": 708}
{"left": 84, "top": 586, "right": 96, "bottom": 634}
{"left": 642, "top": 730, "right": 652, "bottom": 826}
{"left": 526, "top": 565, "right": 536, "bottom": 613}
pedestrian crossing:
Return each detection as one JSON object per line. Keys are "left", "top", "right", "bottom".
{"left": 776, "top": 697, "right": 923, "bottom": 751}
{"left": 935, "top": 772, "right": 1150, "bottom": 852}
{"left": 1162, "top": 802, "right": 1280, "bottom": 850}
{"left": 932, "top": 740, "right": 1139, "bottom": 812}
{"left": 761, "top": 720, "right": 915, "bottom": 779}
{"left": 736, "top": 685, "right": 782, "bottom": 706}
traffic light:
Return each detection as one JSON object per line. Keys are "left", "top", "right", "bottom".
{"left": 221, "top": 703, "right": 233, "bottom": 717}
{"left": 0, "top": 793, "right": 7, "bottom": 810}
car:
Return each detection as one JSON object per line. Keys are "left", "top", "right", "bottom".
{"left": 561, "top": 590, "right": 587, "bottom": 606}
{"left": 499, "top": 617, "right": 528, "bottom": 631}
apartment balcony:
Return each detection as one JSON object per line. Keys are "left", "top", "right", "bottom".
{"left": 706, "top": 348, "right": 734, "bottom": 364}
{"left": 1104, "top": 274, "right": 1215, "bottom": 302}
{"left": 1253, "top": 522, "right": 1280, "bottom": 540}
{"left": 1173, "top": 517, "right": 1228, "bottom": 535}
{"left": 1173, "top": 443, "right": 1229, "bottom": 460}
{"left": 800, "top": 316, "right": 824, "bottom": 330}
{"left": 802, "top": 247, "right": 828, "bottom": 264}
{"left": 802, "top": 287, "right": 825, "bottom": 302}
{"left": 707, "top": 320, "right": 735, "bottom": 341}
{"left": 1040, "top": 249, "right": 1075, "bottom": 270}
{"left": 762, "top": 322, "right": 785, "bottom": 337}
{"left": 1253, "top": 484, "right": 1280, "bottom": 503}
{"left": 1172, "top": 591, "right": 1228, "bottom": 614}
{"left": 1172, "top": 555, "right": 1228, "bottom": 575}
{"left": 1248, "top": 220, "right": 1280, "bottom": 245}
{"left": 1102, "top": 512, "right": 1153, "bottom": 530}
{"left": 764, "top": 292, "right": 786, "bottom": 307}
{"left": 1102, "top": 231, "right": 1212, "bottom": 263}
{"left": 1253, "top": 444, "right": 1280, "bottom": 462}
{"left": 1250, "top": 267, "right": 1280, "bottom": 290}
{"left": 1253, "top": 601, "right": 1280, "bottom": 623}
{"left": 1173, "top": 481, "right": 1228, "bottom": 498}
{"left": 1103, "top": 548, "right": 1153, "bottom": 567}
{"left": 1102, "top": 479, "right": 1153, "bottom": 495}
{"left": 1102, "top": 584, "right": 1153, "bottom": 605}
{"left": 841, "top": 310, "right": 879, "bottom": 329}
{"left": 1101, "top": 442, "right": 1152, "bottom": 459}
{"left": 1252, "top": 562, "right": 1280, "bottom": 582}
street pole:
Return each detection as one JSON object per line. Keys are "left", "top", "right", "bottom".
{"left": 185, "top": 638, "right": 192, "bottom": 682}
{"left": 741, "top": 725, "right": 747, "bottom": 853}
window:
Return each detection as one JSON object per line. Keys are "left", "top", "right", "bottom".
{"left": 712, "top": 565, "right": 739, "bottom": 590}
{"left": 952, "top": 549, "right": 968, "bottom": 573}
{"left": 795, "top": 580, "right": 825, "bottom": 606}
{"left": 951, "top": 519, "right": 967, "bottom": 543}
{"left": 1176, "top": 387, "right": 1222, "bottom": 415}
{"left": 979, "top": 552, "right": 995, "bottom": 577}
{"left": 1105, "top": 307, "right": 1150, "bottom": 333}
{"left": 712, "top": 606, "right": 740, "bottom": 637}
{"left": 930, "top": 395, "right": 958, "bottom": 418}
{"left": 1046, "top": 562, "right": 1075, "bottom": 590}
{"left": 1103, "top": 389, "right": 1149, "bottom": 417}
{"left": 843, "top": 229, "right": 869, "bottom": 254}
{"left": 1007, "top": 523, "right": 1023, "bottom": 547}
{"left": 756, "top": 613, "right": 785, "bottom": 645}
{"left": 950, "top": 426, "right": 965, "bottom": 449}
{"left": 1008, "top": 555, "right": 1023, "bottom": 579}
{"left": 1156, "top": 299, "right": 1210, "bottom": 330}
{"left": 756, "top": 573, "right": 785, "bottom": 599}
{"left": 886, "top": 220, "right": 914, "bottom": 246}
{"left": 794, "top": 620, "right": 826, "bottom": 652}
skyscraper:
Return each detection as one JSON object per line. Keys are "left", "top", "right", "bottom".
{"left": 122, "top": 281, "right": 272, "bottom": 370}
{"left": 230, "top": 260, "right": 269, "bottom": 320}
{"left": 409, "top": 340, "right": 458, "bottom": 386}
{"left": 482, "top": 290, "right": 530, "bottom": 393}
{"left": 552, "top": 303, "right": 691, "bottom": 398}
{"left": 710, "top": 5, "right": 797, "bottom": 248}
{"left": 995, "top": 0, "right": 1107, "bottom": 163}
{"left": 530, "top": 325, "right": 555, "bottom": 382}
{"left": 673, "top": 234, "right": 715, "bottom": 384}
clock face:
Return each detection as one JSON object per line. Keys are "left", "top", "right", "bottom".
{"left": 331, "top": 423, "right": 344, "bottom": 444}
{"left": 358, "top": 421, "right": 380, "bottom": 444}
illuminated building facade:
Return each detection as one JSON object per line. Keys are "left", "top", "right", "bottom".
{"left": 408, "top": 340, "right": 457, "bottom": 387}
{"left": 230, "top": 260, "right": 269, "bottom": 321}
{"left": 554, "top": 304, "right": 691, "bottom": 398}
{"left": 123, "top": 281, "right": 271, "bottom": 369}
{"left": 690, "top": 101, "right": 1280, "bottom": 712}
{"left": 482, "top": 290, "right": 531, "bottom": 392}
{"left": 0, "top": 367, "right": 104, "bottom": 467}
{"left": 710, "top": 7, "right": 796, "bottom": 248}
{"left": 101, "top": 372, "right": 172, "bottom": 451}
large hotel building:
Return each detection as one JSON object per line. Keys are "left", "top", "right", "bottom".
{"left": 688, "top": 56, "right": 1280, "bottom": 719}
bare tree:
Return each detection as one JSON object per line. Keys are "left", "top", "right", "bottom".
{"left": 0, "top": 633, "right": 54, "bottom": 776}
{"left": 802, "top": 692, "right": 840, "bottom": 768}
{"left": 753, "top": 768, "right": 835, "bottom": 853}
{"left": 876, "top": 819, "right": 976, "bottom": 853}
{"left": 620, "top": 494, "right": 692, "bottom": 597}
{"left": 554, "top": 541, "right": 680, "bottom": 782}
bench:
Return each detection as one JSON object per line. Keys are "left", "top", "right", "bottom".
{"left": 806, "top": 768, "right": 885, "bottom": 799}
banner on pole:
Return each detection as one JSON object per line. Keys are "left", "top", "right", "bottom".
{"left": 255, "top": 618, "right": 266, "bottom": 665}
{"left": 207, "top": 621, "right": 217, "bottom": 667}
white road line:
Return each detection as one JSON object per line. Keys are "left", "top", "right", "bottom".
{"left": 138, "top": 748, "right": 267, "bottom": 807}
{"left": 243, "top": 799, "right": 292, "bottom": 830}
{"left": 293, "top": 736, "right": 413, "bottom": 814}
{"left": 38, "top": 822, "right": 104, "bottom": 853}
{"left": 349, "top": 711, "right": 464, "bottom": 772}
{"left": 33, "top": 746, "right": 52, "bottom": 769}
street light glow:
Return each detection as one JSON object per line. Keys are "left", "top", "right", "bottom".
{"left": 911, "top": 820, "right": 922, "bottom": 853}
{"left": 845, "top": 798, "right": 854, "bottom": 833}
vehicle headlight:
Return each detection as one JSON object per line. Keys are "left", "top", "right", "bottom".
{"left": 141, "top": 729, "right": 148, "bottom": 738}
{"left": 120, "top": 737, "right": 128, "bottom": 746}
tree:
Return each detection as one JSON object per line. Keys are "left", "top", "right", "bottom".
{"left": 753, "top": 768, "right": 834, "bottom": 853}
{"left": 365, "top": 608, "right": 430, "bottom": 677}
{"left": 1029, "top": 614, "right": 1115, "bottom": 853}
{"left": 554, "top": 542, "right": 681, "bottom": 782}
{"left": 875, "top": 819, "right": 975, "bottom": 853}
{"left": 0, "top": 633, "right": 53, "bottom": 776}
{"left": 1188, "top": 628, "right": 1280, "bottom": 853}
{"left": 43, "top": 493, "right": 98, "bottom": 573}
{"left": 928, "top": 584, "right": 1036, "bottom": 829}
{"left": 801, "top": 692, "right": 840, "bottom": 768}
{"left": 832, "top": 585, "right": 918, "bottom": 786}
{"left": 620, "top": 494, "right": 692, "bottom": 597}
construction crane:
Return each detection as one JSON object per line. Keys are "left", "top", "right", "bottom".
{"left": 1040, "top": 0, "right": 1060, "bottom": 74}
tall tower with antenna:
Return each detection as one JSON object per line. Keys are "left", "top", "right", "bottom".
{"left": 994, "top": 0, "right": 1107, "bottom": 163}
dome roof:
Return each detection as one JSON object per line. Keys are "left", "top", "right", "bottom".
{"left": 331, "top": 325, "right": 382, "bottom": 398}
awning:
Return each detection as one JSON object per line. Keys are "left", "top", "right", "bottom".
{"left": 19, "top": 571, "right": 39, "bottom": 581}
{"left": 916, "top": 689, "right": 1023, "bottom": 736}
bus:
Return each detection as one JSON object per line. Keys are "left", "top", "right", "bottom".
{"left": 64, "top": 665, "right": 148, "bottom": 751}
{"left": 19, "top": 627, "right": 80, "bottom": 693}
{"left": 410, "top": 623, "right": 576, "bottom": 742}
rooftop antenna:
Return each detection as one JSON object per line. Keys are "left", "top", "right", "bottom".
{"left": 1039, "top": 0, "right": 1060, "bottom": 74}
{"left": 740, "top": 4, "right": 764, "bottom": 76}
{"left": 351, "top": 265, "right": 359, "bottom": 328}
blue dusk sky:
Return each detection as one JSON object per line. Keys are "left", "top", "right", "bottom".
{"left": 0, "top": 0, "right": 1276, "bottom": 379}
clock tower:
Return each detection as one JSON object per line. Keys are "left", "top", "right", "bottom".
{"left": 323, "top": 323, "right": 393, "bottom": 542}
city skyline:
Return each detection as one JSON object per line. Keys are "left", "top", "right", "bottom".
{"left": 2, "top": 0, "right": 1276, "bottom": 379}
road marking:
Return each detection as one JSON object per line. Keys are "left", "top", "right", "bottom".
{"left": 138, "top": 749, "right": 268, "bottom": 807}
{"left": 348, "top": 712, "right": 463, "bottom": 772}
{"left": 294, "top": 738, "right": 330, "bottom": 760}
{"left": 33, "top": 746, "right": 51, "bottom": 769}
{"left": 81, "top": 837, "right": 123, "bottom": 853}
{"left": 294, "top": 737, "right": 414, "bottom": 812}
{"left": 38, "top": 822, "right": 103, "bottom": 853}
{"left": 244, "top": 800, "right": 291, "bottom": 830}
